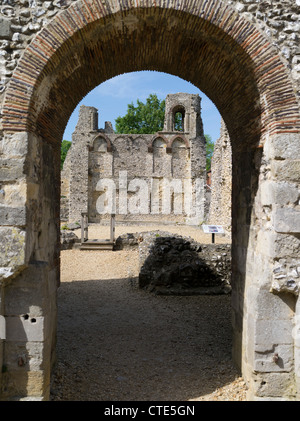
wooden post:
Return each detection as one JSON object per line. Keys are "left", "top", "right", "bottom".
{"left": 81, "top": 213, "right": 84, "bottom": 243}
{"left": 84, "top": 213, "right": 88, "bottom": 241}
{"left": 81, "top": 212, "right": 88, "bottom": 243}
{"left": 110, "top": 214, "right": 115, "bottom": 242}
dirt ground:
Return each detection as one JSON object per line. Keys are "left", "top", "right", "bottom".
{"left": 50, "top": 224, "right": 247, "bottom": 401}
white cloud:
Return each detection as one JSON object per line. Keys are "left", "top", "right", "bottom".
{"left": 96, "top": 71, "right": 184, "bottom": 102}
{"left": 96, "top": 72, "right": 166, "bottom": 101}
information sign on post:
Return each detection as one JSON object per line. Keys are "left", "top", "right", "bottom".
{"left": 202, "top": 225, "right": 224, "bottom": 243}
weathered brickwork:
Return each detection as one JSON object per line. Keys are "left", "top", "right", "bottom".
{"left": 0, "top": 0, "right": 299, "bottom": 401}
{"left": 62, "top": 93, "right": 206, "bottom": 225}
{"left": 1, "top": 0, "right": 300, "bottom": 143}
{"left": 0, "top": 0, "right": 299, "bottom": 105}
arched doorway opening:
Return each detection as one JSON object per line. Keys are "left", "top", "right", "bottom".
{"left": 55, "top": 71, "right": 237, "bottom": 400}
{"left": 1, "top": 1, "right": 299, "bottom": 400}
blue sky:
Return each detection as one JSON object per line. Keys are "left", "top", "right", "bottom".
{"left": 63, "top": 71, "right": 222, "bottom": 143}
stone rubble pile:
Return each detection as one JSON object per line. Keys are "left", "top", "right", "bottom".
{"left": 60, "top": 230, "right": 79, "bottom": 250}
{"left": 116, "top": 230, "right": 232, "bottom": 295}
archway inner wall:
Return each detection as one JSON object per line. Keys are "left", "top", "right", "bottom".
{"left": 0, "top": 1, "right": 299, "bottom": 401}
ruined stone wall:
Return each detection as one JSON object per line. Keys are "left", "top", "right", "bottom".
{"left": 60, "top": 145, "right": 71, "bottom": 221}
{"left": 115, "top": 229, "right": 232, "bottom": 295}
{"left": 208, "top": 119, "right": 232, "bottom": 235}
{"left": 64, "top": 93, "right": 207, "bottom": 226}
{"left": 0, "top": 132, "right": 59, "bottom": 400}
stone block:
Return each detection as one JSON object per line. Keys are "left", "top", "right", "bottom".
{"left": 274, "top": 207, "right": 300, "bottom": 233}
{"left": 4, "top": 341, "right": 44, "bottom": 371}
{"left": 254, "top": 319, "right": 293, "bottom": 346}
{"left": 2, "top": 133, "right": 28, "bottom": 157}
{"left": 1, "top": 183, "right": 27, "bottom": 208}
{"left": 231, "top": 288, "right": 243, "bottom": 314}
{"left": 231, "top": 245, "right": 247, "bottom": 274}
{"left": 260, "top": 181, "right": 299, "bottom": 206}
{"left": 3, "top": 368, "right": 49, "bottom": 398}
{"left": 244, "top": 251, "right": 273, "bottom": 288}
{"left": 6, "top": 316, "right": 45, "bottom": 342}
{"left": 254, "top": 344, "right": 293, "bottom": 373}
{"left": 232, "top": 329, "right": 243, "bottom": 369}
{"left": 0, "top": 339, "right": 3, "bottom": 387}
{"left": 256, "top": 230, "right": 277, "bottom": 258}
{"left": 27, "top": 182, "right": 40, "bottom": 201}
{"left": 271, "top": 232, "right": 300, "bottom": 259}
{"left": 0, "top": 227, "right": 26, "bottom": 267}
{"left": 4, "top": 262, "right": 52, "bottom": 316}
{"left": 5, "top": 286, "right": 45, "bottom": 317}
{"left": 0, "top": 158, "right": 26, "bottom": 182}
{"left": 247, "top": 285, "right": 295, "bottom": 321}
{"left": 271, "top": 160, "right": 300, "bottom": 183}
{"left": 252, "top": 372, "right": 296, "bottom": 398}
{"left": 265, "top": 133, "right": 300, "bottom": 160}
{"left": 295, "top": 345, "right": 300, "bottom": 396}
{"left": 0, "top": 18, "right": 12, "bottom": 39}
{"left": 0, "top": 206, "right": 26, "bottom": 226}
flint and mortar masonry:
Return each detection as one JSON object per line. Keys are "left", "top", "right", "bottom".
{"left": 63, "top": 94, "right": 207, "bottom": 225}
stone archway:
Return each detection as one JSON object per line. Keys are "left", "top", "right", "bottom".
{"left": 0, "top": 0, "right": 299, "bottom": 401}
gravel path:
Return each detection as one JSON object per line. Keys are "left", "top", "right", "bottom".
{"left": 50, "top": 224, "right": 247, "bottom": 401}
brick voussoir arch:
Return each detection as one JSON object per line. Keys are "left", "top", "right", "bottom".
{"left": 2, "top": 0, "right": 300, "bottom": 140}
{"left": 168, "top": 135, "right": 190, "bottom": 149}
{"left": 148, "top": 135, "right": 168, "bottom": 153}
{"left": 166, "top": 135, "right": 190, "bottom": 153}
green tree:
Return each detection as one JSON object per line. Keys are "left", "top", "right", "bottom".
{"left": 174, "top": 111, "right": 184, "bottom": 131}
{"left": 115, "top": 94, "right": 166, "bottom": 134}
{"left": 115, "top": 94, "right": 187, "bottom": 134}
{"left": 61, "top": 139, "right": 71, "bottom": 169}
{"left": 205, "top": 134, "right": 214, "bottom": 171}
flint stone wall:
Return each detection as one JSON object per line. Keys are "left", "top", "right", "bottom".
{"left": 208, "top": 119, "right": 232, "bottom": 235}
{"left": 116, "top": 230, "right": 231, "bottom": 295}
{"left": 62, "top": 93, "right": 207, "bottom": 226}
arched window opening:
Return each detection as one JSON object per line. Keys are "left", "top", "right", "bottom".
{"left": 172, "top": 106, "right": 185, "bottom": 132}
{"left": 174, "top": 111, "right": 184, "bottom": 131}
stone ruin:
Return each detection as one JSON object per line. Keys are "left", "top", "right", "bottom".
{"left": 208, "top": 119, "right": 232, "bottom": 236}
{"left": 61, "top": 93, "right": 207, "bottom": 226}
{"left": 0, "top": 0, "right": 299, "bottom": 402}
{"left": 115, "top": 230, "right": 231, "bottom": 295}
